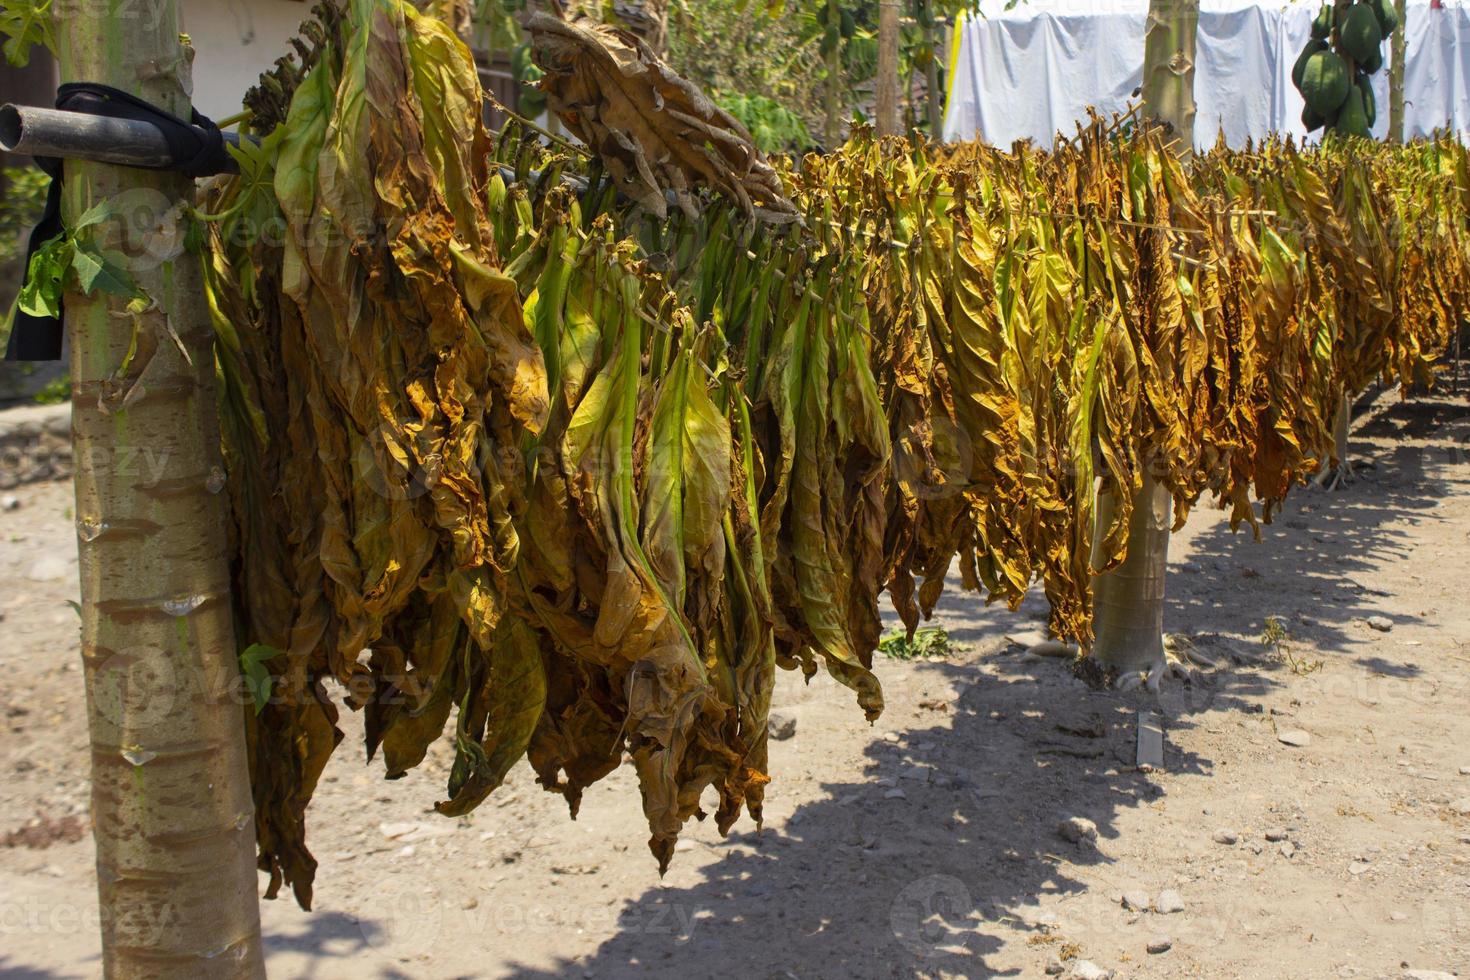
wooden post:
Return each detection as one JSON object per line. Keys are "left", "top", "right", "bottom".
{"left": 58, "top": 4, "right": 265, "bottom": 976}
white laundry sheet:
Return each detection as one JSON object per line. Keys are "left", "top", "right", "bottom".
{"left": 943, "top": 0, "right": 1470, "bottom": 148}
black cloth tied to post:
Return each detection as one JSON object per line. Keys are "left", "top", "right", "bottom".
{"left": 5, "top": 82, "right": 233, "bottom": 362}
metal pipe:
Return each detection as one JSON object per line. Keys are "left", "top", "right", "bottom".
{"left": 0, "top": 103, "right": 240, "bottom": 173}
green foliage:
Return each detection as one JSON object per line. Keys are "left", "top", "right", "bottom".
{"left": 32, "top": 374, "right": 66, "bottom": 404}
{"left": 14, "top": 199, "right": 143, "bottom": 322}
{"left": 667, "top": 0, "right": 830, "bottom": 137}
{"left": 1, "top": 167, "right": 48, "bottom": 266}
{"left": 1260, "top": 615, "right": 1322, "bottom": 676}
{"left": 0, "top": 0, "right": 52, "bottom": 66}
{"left": 878, "top": 626, "right": 955, "bottom": 661}
{"left": 239, "top": 644, "right": 284, "bottom": 714}
{"left": 717, "top": 91, "right": 815, "bottom": 153}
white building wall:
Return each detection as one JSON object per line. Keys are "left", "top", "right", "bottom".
{"left": 182, "top": 0, "right": 310, "bottom": 120}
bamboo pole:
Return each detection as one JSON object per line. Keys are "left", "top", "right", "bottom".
{"left": 58, "top": 6, "right": 265, "bottom": 976}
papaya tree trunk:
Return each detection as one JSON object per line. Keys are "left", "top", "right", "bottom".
{"left": 60, "top": 6, "right": 265, "bottom": 976}
{"left": 1140, "top": 0, "right": 1199, "bottom": 152}
{"left": 924, "top": 12, "right": 943, "bottom": 137}
{"left": 823, "top": 0, "right": 844, "bottom": 147}
{"left": 1389, "top": 0, "right": 1407, "bottom": 143}
{"left": 1332, "top": 390, "right": 1352, "bottom": 469}
{"left": 1091, "top": 471, "right": 1172, "bottom": 673}
{"left": 1089, "top": 0, "right": 1197, "bottom": 677}
{"left": 876, "top": 0, "right": 901, "bottom": 136}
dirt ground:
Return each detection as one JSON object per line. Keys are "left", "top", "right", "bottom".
{"left": 2, "top": 390, "right": 1469, "bottom": 980}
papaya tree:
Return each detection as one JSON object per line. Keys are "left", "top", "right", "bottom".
{"left": 1292, "top": 0, "right": 1396, "bottom": 486}
{"left": 53, "top": 2, "right": 265, "bottom": 973}
{"left": 1088, "top": 0, "right": 1198, "bottom": 686}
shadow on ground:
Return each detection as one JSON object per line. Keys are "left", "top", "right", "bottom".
{"left": 496, "top": 395, "right": 1470, "bottom": 979}
{"left": 498, "top": 635, "right": 1279, "bottom": 977}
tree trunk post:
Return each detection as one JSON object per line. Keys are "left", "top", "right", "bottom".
{"left": 1140, "top": 0, "right": 1199, "bottom": 154}
{"left": 59, "top": 5, "right": 265, "bottom": 976}
{"left": 1389, "top": 0, "right": 1407, "bottom": 143}
{"left": 923, "top": 8, "right": 943, "bottom": 137}
{"left": 823, "top": 0, "right": 843, "bottom": 147}
{"left": 876, "top": 0, "right": 901, "bottom": 136}
{"left": 1090, "top": 0, "right": 1197, "bottom": 682}
{"left": 1091, "top": 470, "right": 1172, "bottom": 675}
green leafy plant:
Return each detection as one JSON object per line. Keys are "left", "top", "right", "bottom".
{"left": 716, "top": 91, "right": 815, "bottom": 153}
{"left": 32, "top": 374, "right": 67, "bottom": 404}
{"left": 0, "top": 0, "right": 53, "bottom": 65}
{"left": 1260, "top": 615, "right": 1322, "bottom": 676}
{"left": 878, "top": 626, "right": 955, "bottom": 661}
{"left": 15, "top": 199, "right": 144, "bottom": 322}
{"left": 1, "top": 167, "right": 49, "bottom": 265}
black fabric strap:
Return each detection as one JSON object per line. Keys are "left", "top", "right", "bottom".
{"left": 5, "top": 83, "right": 233, "bottom": 362}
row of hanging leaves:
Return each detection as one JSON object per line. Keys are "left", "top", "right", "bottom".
{"left": 202, "top": 1, "right": 1465, "bottom": 907}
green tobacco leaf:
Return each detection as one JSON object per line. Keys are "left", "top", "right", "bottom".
{"left": 239, "top": 643, "right": 283, "bottom": 715}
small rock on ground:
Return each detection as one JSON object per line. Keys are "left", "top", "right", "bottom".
{"left": 1264, "top": 827, "right": 1289, "bottom": 842}
{"left": 1366, "top": 615, "right": 1394, "bottom": 632}
{"left": 1147, "top": 936, "right": 1173, "bottom": 954}
{"left": 1057, "top": 815, "right": 1098, "bottom": 844}
{"left": 1278, "top": 729, "right": 1312, "bottom": 747}
{"left": 1044, "top": 955, "right": 1065, "bottom": 975}
{"left": 1069, "top": 962, "right": 1112, "bottom": 980}
{"left": 768, "top": 711, "right": 797, "bottom": 741}
{"left": 1402, "top": 971, "right": 1457, "bottom": 980}
{"left": 1155, "top": 889, "right": 1185, "bottom": 914}
{"left": 1212, "top": 829, "right": 1239, "bottom": 845}
{"left": 1121, "top": 889, "right": 1151, "bottom": 911}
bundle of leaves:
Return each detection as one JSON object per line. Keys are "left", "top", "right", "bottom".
{"left": 525, "top": 10, "right": 799, "bottom": 221}
{"left": 202, "top": 3, "right": 1466, "bottom": 910}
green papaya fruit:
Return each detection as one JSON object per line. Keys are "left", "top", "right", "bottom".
{"left": 1361, "top": 43, "right": 1384, "bottom": 74}
{"left": 840, "top": 9, "right": 856, "bottom": 37}
{"left": 1312, "top": 4, "right": 1333, "bottom": 40}
{"left": 1356, "top": 74, "right": 1377, "bottom": 128}
{"left": 1302, "top": 104, "right": 1327, "bottom": 133}
{"left": 1300, "top": 50, "right": 1352, "bottom": 115}
{"left": 1340, "top": 3, "right": 1383, "bottom": 65}
{"left": 1335, "top": 85, "right": 1371, "bottom": 137}
{"left": 1293, "top": 38, "right": 1329, "bottom": 90}
{"left": 1371, "top": 0, "right": 1398, "bottom": 35}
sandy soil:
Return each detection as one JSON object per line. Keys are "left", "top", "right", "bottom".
{"left": 1, "top": 390, "right": 1469, "bottom": 980}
